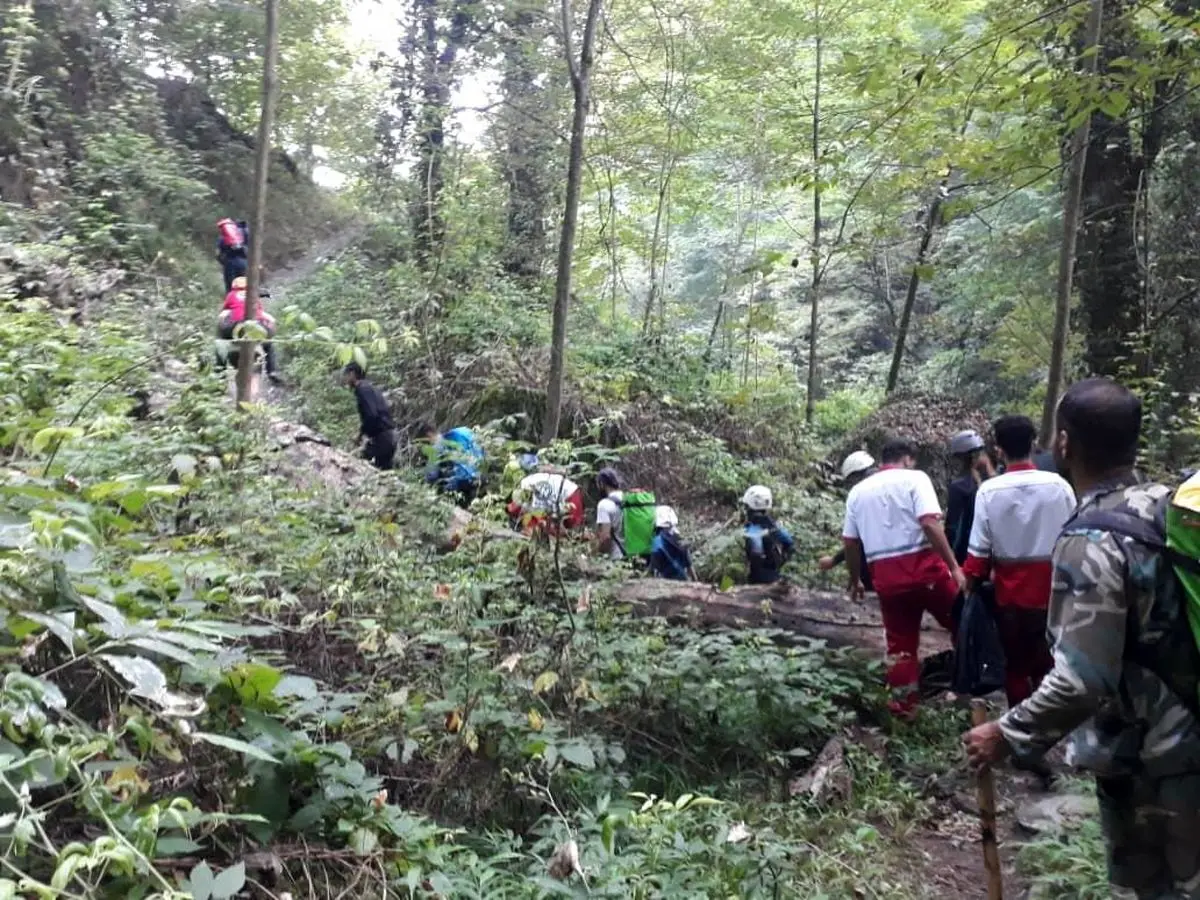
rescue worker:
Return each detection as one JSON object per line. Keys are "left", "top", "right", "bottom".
{"left": 217, "top": 275, "right": 280, "bottom": 382}
{"left": 216, "top": 218, "right": 250, "bottom": 292}
{"left": 962, "top": 415, "right": 1076, "bottom": 707}
{"left": 945, "top": 429, "right": 996, "bottom": 565}
{"left": 964, "top": 379, "right": 1200, "bottom": 899}
{"left": 843, "top": 438, "right": 964, "bottom": 716}
{"left": 507, "top": 465, "right": 585, "bottom": 537}
{"left": 819, "top": 450, "right": 877, "bottom": 592}
{"left": 341, "top": 362, "right": 396, "bottom": 470}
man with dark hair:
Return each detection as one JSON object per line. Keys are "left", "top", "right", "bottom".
{"left": 341, "top": 362, "right": 396, "bottom": 470}
{"left": 595, "top": 467, "right": 625, "bottom": 559}
{"left": 965, "top": 379, "right": 1200, "bottom": 900}
{"left": 963, "top": 415, "right": 1075, "bottom": 707}
{"left": 843, "top": 436, "right": 965, "bottom": 716}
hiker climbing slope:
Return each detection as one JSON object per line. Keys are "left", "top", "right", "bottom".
{"left": 964, "top": 379, "right": 1200, "bottom": 900}
{"left": 842, "top": 438, "right": 964, "bottom": 716}
{"left": 342, "top": 362, "right": 396, "bottom": 470}
{"left": 216, "top": 217, "right": 250, "bottom": 292}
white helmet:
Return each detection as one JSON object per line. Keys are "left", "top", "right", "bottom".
{"left": 654, "top": 505, "right": 679, "bottom": 529}
{"left": 741, "top": 485, "right": 773, "bottom": 511}
{"left": 841, "top": 450, "right": 875, "bottom": 479}
{"left": 949, "top": 429, "right": 985, "bottom": 456}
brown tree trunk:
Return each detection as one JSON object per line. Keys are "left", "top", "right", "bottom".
{"left": 1041, "top": 0, "right": 1105, "bottom": 444}
{"left": 235, "top": 0, "right": 279, "bottom": 405}
{"left": 412, "top": 0, "right": 471, "bottom": 268}
{"left": 499, "top": 5, "right": 551, "bottom": 279}
{"left": 542, "top": 0, "right": 603, "bottom": 445}
{"left": 885, "top": 194, "right": 942, "bottom": 394}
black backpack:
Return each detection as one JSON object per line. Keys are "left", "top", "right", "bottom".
{"left": 951, "top": 583, "right": 1006, "bottom": 696}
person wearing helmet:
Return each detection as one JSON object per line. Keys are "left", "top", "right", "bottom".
{"left": 217, "top": 275, "right": 279, "bottom": 381}
{"left": 945, "top": 428, "right": 996, "bottom": 566}
{"left": 842, "top": 437, "right": 964, "bottom": 717}
{"left": 648, "top": 506, "right": 696, "bottom": 581}
{"left": 819, "top": 451, "right": 878, "bottom": 589}
{"left": 742, "top": 485, "right": 795, "bottom": 584}
{"left": 507, "top": 463, "right": 584, "bottom": 537}
{"left": 594, "top": 467, "right": 626, "bottom": 559}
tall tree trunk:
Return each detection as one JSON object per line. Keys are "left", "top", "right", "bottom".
{"left": 804, "top": 24, "right": 822, "bottom": 424}
{"left": 885, "top": 195, "right": 942, "bottom": 394}
{"left": 542, "top": 0, "right": 603, "bottom": 445}
{"left": 1041, "top": 0, "right": 1105, "bottom": 444}
{"left": 412, "top": 0, "right": 471, "bottom": 268}
{"left": 499, "top": 4, "right": 551, "bottom": 278}
{"left": 235, "top": 0, "right": 279, "bottom": 405}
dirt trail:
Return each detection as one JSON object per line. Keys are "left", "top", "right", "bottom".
{"left": 267, "top": 225, "right": 364, "bottom": 299}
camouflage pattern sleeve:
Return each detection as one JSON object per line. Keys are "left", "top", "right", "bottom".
{"left": 998, "top": 530, "right": 1129, "bottom": 760}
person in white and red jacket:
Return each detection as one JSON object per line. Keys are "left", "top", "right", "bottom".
{"left": 963, "top": 415, "right": 1076, "bottom": 707}
{"left": 843, "top": 438, "right": 965, "bottom": 716}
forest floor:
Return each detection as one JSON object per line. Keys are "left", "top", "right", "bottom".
{"left": 200, "top": 233, "right": 1092, "bottom": 898}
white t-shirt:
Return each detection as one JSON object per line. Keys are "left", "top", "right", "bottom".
{"left": 596, "top": 491, "right": 624, "bottom": 559}
{"left": 967, "top": 467, "right": 1076, "bottom": 565}
{"left": 518, "top": 473, "right": 579, "bottom": 515}
{"left": 843, "top": 466, "right": 942, "bottom": 561}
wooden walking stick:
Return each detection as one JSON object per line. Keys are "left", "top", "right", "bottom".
{"left": 971, "top": 700, "right": 1004, "bottom": 900}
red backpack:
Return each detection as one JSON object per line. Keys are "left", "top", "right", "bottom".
{"left": 217, "top": 218, "right": 245, "bottom": 251}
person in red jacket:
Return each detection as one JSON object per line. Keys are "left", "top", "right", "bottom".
{"left": 217, "top": 276, "right": 279, "bottom": 381}
{"left": 842, "top": 438, "right": 965, "bottom": 717}
{"left": 963, "top": 415, "right": 1075, "bottom": 707}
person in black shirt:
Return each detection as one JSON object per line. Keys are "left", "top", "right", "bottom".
{"left": 944, "top": 429, "right": 995, "bottom": 565}
{"left": 341, "top": 362, "right": 396, "bottom": 470}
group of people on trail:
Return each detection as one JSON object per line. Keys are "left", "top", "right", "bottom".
{"left": 213, "top": 217, "right": 281, "bottom": 383}
{"left": 334, "top": 345, "right": 1200, "bottom": 897}
{"left": 830, "top": 378, "right": 1200, "bottom": 900}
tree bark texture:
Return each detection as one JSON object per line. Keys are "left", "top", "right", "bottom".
{"left": 1042, "top": 0, "right": 1105, "bottom": 443}
{"left": 499, "top": 5, "right": 552, "bottom": 279}
{"left": 543, "top": 0, "right": 603, "bottom": 445}
{"left": 618, "top": 579, "right": 953, "bottom": 658}
{"left": 235, "top": 0, "right": 279, "bottom": 405}
{"left": 805, "top": 26, "right": 822, "bottom": 423}
{"left": 411, "top": 0, "right": 471, "bottom": 267}
{"left": 885, "top": 194, "right": 942, "bottom": 394}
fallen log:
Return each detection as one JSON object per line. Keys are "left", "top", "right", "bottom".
{"left": 617, "top": 579, "right": 953, "bottom": 657}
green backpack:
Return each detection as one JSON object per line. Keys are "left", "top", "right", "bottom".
{"left": 618, "top": 490, "right": 657, "bottom": 558}
{"left": 1067, "top": 473, "right": 1200, "bottom": 715}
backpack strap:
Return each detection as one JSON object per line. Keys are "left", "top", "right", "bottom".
{"left": 1068, "top": 506, "right": 1200, "bottom": 577}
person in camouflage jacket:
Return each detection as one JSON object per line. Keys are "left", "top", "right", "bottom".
{"left": 964, "top": 378, "right": 1200, "bottom": 900}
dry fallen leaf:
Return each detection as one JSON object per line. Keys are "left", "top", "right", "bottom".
{"left": 548, "top": 839, "right": 582, "bottom": 880}
{"left": 497, "top": 652, "right": 522, "bottom": 673}
{"left": 445, "top": 709, "right": 462, "bottom": 734}
{"left": 576, "top": 585, "right": 591, "bottom": 613}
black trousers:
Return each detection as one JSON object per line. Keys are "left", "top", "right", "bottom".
{"left": 364, "top": 431, "right": 397, "bottom": 470}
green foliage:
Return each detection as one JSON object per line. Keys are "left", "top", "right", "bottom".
{"left": 1018, "top": 819, "right": 1110, "bottom": 900}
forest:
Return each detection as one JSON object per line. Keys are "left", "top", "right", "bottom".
{"left": 1, "top": 0, "right": 1199, "bottom": 895}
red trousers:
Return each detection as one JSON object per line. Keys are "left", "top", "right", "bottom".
{"left": 994, "top": 605, "right": 1052, "bottom": 707}
{"left": 878, "top": 574, "right": 959, "bottom": 716}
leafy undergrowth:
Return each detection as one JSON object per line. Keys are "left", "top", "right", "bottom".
{"left": 0, "top": 285, "right": 1005, "bottom": 898}
{"left": 1018, "top": 819, "right": 1109, "bottom": 900}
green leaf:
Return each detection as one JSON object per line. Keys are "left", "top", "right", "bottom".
{"left": 348, "top": 827, "right": 379, "bottom": 855}
{"left": 155, "top": 835, "right": 203, "bottom": 856}
{"left": 558, "top": 742, "right": 595, "bottom": 770}
{"left": 210, "top": 861, "right": 246, "bottom": 899}
{"left": 185, "top": 861, "right": 215, "bottom": 900}
{"left": 191, "top": 732, "right": 279, "bottom": 764}
{"left": 19, "top": 612, "right": 76, "bottom": 654}
{"left": 274, "top": 674, "right": 318, "bottom": 700}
